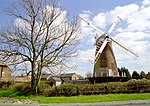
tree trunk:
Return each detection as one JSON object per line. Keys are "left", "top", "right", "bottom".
{"left": 35, "top": 65, "right": 42, "bottom": 94}
{"left": 31, "top": 62, "right": 36, "bottom": 93}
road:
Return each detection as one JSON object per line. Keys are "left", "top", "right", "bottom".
{"left": 0, "top": 100, "right": 150, "bottom": 106}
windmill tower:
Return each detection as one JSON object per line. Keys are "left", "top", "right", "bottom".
{"left": 94, "top": 35, "right": 118, "bottom": 77}
{"left": 78, "top": 16, "right": 138, "bottom": 78}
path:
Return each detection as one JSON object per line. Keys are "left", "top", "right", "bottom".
{"left": 0, "top": 100, "right": 150, "bottom": 106}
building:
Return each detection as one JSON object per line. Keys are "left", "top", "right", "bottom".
{"left": 41, "top": 73, "right": 51, "bottom": 80}
{"left": 40, "top": 72, "right": 89, "bottom": 86}
{"left": 0, "top": 61, "right": 12, "bottom": 81}
{"left": 60, "top": 73, "right": 83, "bottom": 80}
{"left": 60, "top": 73, "right": 90, "bottom": 84}
{"left": 94, "top": 35, "right": 119, "bottom": 77}
{"left": 49, "top": 76, "right": 62, "bottom": 87}
{"left": 13, "top": 76, "right": 31, "bottom": 82}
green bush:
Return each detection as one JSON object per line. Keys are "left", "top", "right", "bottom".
{"left": 14, "top": 82, "right": 32, "bottom": 95}
{"left": 0, "top": 81, "right": 14, "bottom": 89}
{"left": 13, "top": 81, "right": 52, "bottom": 96}
{"left": 48, "top": 84, "right": 78, "bottom": 96}
{"left": 124, "top": 79, "right": 150, "bottom": 93}
{"left": 106, "top": 82, "right": 124, "bottom": 93}
{"left": 57, "top": 84, "right": 78, "bottom": 96}
{"left": 37, "top": 81, "right": 51, "bottom": 96}
{"left": 79, "top": 84, "right": 107, "bottom": 95}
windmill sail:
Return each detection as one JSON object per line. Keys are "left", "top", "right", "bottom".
{"left": 95, "top": 38, "right": 108, "bottom": 63}
{"left": 111, "top": 38, "right": 138, "bottom": 58}
{"left": 78, "top": 16, "right": 105, "bottom": 35}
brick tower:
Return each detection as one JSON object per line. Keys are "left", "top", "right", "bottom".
{"left": 93, "top": 36, "right": 119, "bottom": 77}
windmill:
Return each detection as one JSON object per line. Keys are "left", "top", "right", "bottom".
{"left": 78, "top": 16, "right": 138, "bottom": 77}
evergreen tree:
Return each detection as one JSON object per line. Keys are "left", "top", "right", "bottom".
{"left": 132, "top": 71, "right": 140, "bottom": 79}
{"left": 118, "top": 68, "right": 122, "bottom": 77}
{"left": 121, "top": 67, "right": 131, "bottom": 81}
{"left": 140, "top": 71, "right": 146, "bottom": 78}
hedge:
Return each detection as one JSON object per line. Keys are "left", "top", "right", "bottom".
{"left": 48, "top": 79, "right": 150, "bottom": 96}
{"left": 2, "top": 79, "right": 150, "bottom": 96}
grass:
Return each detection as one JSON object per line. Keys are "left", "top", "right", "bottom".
{"left": 0, "top": 89, "right": 21, "bottom": 97}
{"left": 30, "top": 93, "right": 150, "bottom": 103}
{"left": 0, "top": 89, "right": 150, "bottom": 103}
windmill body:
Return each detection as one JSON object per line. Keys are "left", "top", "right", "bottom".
{"left": 93, "top": 35, "right": 118, "bottom": 77}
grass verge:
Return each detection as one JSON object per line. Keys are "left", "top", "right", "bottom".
{"left": 30, "top": 93, "right": 150, "bottom": 103}
{"left": 0, "top": 89, "right": 150, "bottom": 104}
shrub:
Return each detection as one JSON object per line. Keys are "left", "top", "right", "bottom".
{"left": 37, "top": 81, "right": 51, "bottom": 96}
{"left": 0, "top": 81, "right": 14, "bottom": 89}
{"left": 79, "top": 84, "right": 107, "bottom": 95}
{"left": 0, "top": 81, "right": 7, "bottom": 89}
{"left": 48, "top": 84, "right": 78, "bottom": 96}
{"left": 57, "top": 84, "right": 78, "bottom": 96}
{"left": 13, "top": 82, "right": 33, "bottom": 95}
{"left": 107, "top": 82, "right": 124, "bottom": 93}
{"left": 124, "top": 79, "right": 150, "bottom": 93}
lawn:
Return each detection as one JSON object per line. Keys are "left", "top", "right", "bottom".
{"left": 31, "top": 93, "right": 150, "bottom": 103}
{"left": 0, "top": 89, "right": 150, "bottom": 103}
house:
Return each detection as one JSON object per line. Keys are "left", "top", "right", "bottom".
{"left": 0, "top": 61, "right": 12, "bottom": 81}
{"left": 40, "top": 72, "right": 89, "bottom": 86}
{"left": 41, "top": 73, "right": 51, "bottom": 80}
{"left": 62, "top": 79, "right": 90, "bottom": 84}
{"left": 13, "top": 76, "right": 31, "bottom": 82}
{"left": 60, "top": 73, "right": 83, "bottom": 80}
{"left": 41, "top": 73, "right": 62, "bottom": 86}
{"left": 49, "top": 76, "right": 62, "bottom": 87}
{"left": 60, "top": 73, "right": 90, "bottom": 84}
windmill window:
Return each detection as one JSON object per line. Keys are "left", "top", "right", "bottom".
{"left": 2, "top": 71, "right": 5, "bottom": 76}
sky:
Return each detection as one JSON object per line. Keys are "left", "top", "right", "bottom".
{"left": 0, "top": 0, "right": 150, "bottom": 76}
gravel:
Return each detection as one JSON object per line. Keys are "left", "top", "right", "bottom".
{"left": 0, "top": 97, "right": 38, "bottom": 104}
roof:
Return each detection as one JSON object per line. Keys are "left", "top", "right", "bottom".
{"left": 52, "top": 76, "right": 62, "bottom": 82}
{"left": 60, "top": 73, "right": 84, "bottom": 79}
{"left": 60, "top": 73, "right": 76, "bottom": 77}
{"left": 0, "top": 60, "right": 7, "bottom": 66}
{"left": 62, "top": 79, "right": 90, "bottom": 84}
{"left": 41, "top": 73, "right": 51, "bottom": 79}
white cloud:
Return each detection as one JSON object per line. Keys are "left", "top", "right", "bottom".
{"left": 109, "top": 4, "right": 139, "bottom": 20}
{"left": 72, "top": 49, "right": 95, "bottom": 76}
{"left": 93, "top": 13, "right": 106, "bottom": 28}
{"left": 92, "top": 4, "right": 139, "bottom": 27}
{"left": 142, "top": 0, "right": 150, "bottom": 6}
{"left": 125, "top": 7, "right": 150, "bottom": 32}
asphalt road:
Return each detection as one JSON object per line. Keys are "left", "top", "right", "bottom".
{"left": 0, "top": 100, "right": 150, "bottom": 106}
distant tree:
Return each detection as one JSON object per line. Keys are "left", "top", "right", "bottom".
{"left": 140, "top": 71, "right": 146, "bottom": 78}
{"left": 132, "top": 71, "right": 140, "bottom": 79}
{"left": 120, "top": 67, "right": 131, "bottom": 80}
{"left": 118, "top": 68, "right": 122, "bottom": 77}
{"left": 85, "top": 71, "right": 93, "bottom": 78}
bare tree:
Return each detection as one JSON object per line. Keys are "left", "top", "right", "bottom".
{"left": 0, "top": 0, "right": 80, "bottom": 93}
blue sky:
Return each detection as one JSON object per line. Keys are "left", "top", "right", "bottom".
{"left": 62, "top": 0, "right": 141, "bottom": 15}
{"left": 0, "top": 0, "right": 142, "bottom": 28}
{"left": 0, "top": 0, "right": 150, "bottom": 76}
